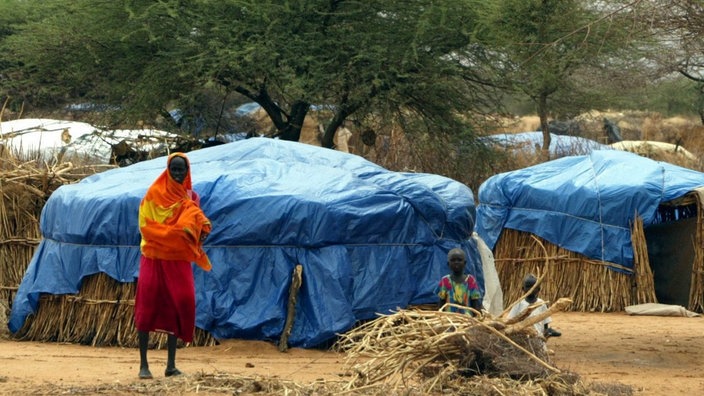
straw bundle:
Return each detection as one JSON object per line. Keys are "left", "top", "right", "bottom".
{"left": 630, "top": 216, "right": 657, "bottom": 306}
{"left": 13, "top": 272, "right": 216, "bottom": 348}
{"left": 335, "top": 296, "right": 572, "bottom": 394}
{"left": 0, "top": 299, "right": 8, "bottom": 339}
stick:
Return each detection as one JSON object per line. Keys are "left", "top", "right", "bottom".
{"left": 279, "top": 264, "right": 303, "bottom": 352}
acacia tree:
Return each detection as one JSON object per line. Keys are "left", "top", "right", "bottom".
{"left": 644, "top": 0, "right": 704, "bottom": 123}
{"left": 476, "top": 0, "right": 648, "bottom": 156}
{"left": 128, "top": 0, "right": 503, "bottom": 146}
{"left": 2, "top": 0, "right": 502, "bottom": 151}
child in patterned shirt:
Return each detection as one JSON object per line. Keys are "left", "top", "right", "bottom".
{"left": 436, "top": 248, "right": 482, "bottom": 315}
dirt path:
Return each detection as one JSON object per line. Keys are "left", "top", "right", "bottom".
{"left": 1, "top": 311, "right": 703, "bottom": 395}
{"left": 549, "top": 312, "right": 704, "bottom": 395}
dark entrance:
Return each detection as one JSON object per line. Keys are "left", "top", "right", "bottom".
{"left": 644, "top": 216, "right": 697, "bottom": 306}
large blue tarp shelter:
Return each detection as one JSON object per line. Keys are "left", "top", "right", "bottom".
{"left": 475, "top": 150, "right": 704, "bottom": 271}
{"left": 9, "top": 138, "right": 482, "bottom": 347}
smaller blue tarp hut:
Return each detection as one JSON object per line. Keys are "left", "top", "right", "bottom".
{"left": 476, "top": 150, "right": 704, "bottom": 312}
{"left": 9, "top": 138, "right": 482, "bottom": 347}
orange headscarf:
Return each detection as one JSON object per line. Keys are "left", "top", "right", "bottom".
{"left": 139, "top": 152, "right": 212, "bottom": 271}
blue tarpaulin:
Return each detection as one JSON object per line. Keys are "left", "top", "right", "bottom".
{"left": 9, "top": 138, "right": 482, "bottom": 347}
{"left": 475, "top": 150, "right": 704, "bottom": 271}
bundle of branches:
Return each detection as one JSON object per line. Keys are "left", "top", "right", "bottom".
{"left": 334, "top": 293, "right": 573, "bottom": 395}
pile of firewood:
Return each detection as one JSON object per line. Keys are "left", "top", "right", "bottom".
{"left": 335, "top": 275, "right": 573, "bottom": 394}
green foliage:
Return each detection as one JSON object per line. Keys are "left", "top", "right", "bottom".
{"left": 640, "top": 77, "right": 702, "bottom": 117}
{"left": 0, "top": 0, "right": 47, "bottom": 110}
{"left": 2, "top": 0, "right": 687, "bottom": 185}
{"left": 1, "top": 0, "right": 502, "bottom": 161}
{"left": 474, "top": 0, "right": 652, "bottom": 149}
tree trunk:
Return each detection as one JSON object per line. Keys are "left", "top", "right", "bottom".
{"left": 237, "top": 86, "right": 309, "bottom": 142}
{"left": 698, "top": 83, "right": 704, "bottom": 125}
{"left": 537, "top": 93, "right": 551, "bottom": 160}
{"left": 276, "top": 101, "right": 309, "bottom": 142}
{"left": 321, "top": 107, "right": 353, "bottom": 149}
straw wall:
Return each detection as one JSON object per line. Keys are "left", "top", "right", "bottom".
{"left": 12, "top": 272, "right": 215, "bottom": 348}
{"left": 0, "top": 185, "right": 41, "bottom": 319}
{"left": 0, "top": 149, "right": 56, "bottom": 325}
{"left": 0, "top": 147, "right": 119, "bottom": 314}
{"left": 494, "top": 222, "right": 657, "bottom": 312}
{"left": 688, "top": 188, "right": 704, "bottom": 312}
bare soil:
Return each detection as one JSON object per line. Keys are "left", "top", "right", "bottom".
{"left": 0, "top": 311, "right": 702, "bottom": 395}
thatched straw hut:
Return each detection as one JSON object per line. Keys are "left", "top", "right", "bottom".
{"left": 476, "top": 150, "right": 704, "bottom": 312}
{"left": 8, "top": 138, "right": 483, "bottom": 348}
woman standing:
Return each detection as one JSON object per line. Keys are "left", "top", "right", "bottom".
{"left": 134, "top": 152, "right": 212, "bottom": 379}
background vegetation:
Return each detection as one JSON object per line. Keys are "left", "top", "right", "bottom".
{"left": 1, "top": 0, "right": 703, "bottom": 192}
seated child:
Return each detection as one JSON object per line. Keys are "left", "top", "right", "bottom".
{"left": 436, "top": 248, "right": 482, "bottom": 315}
{"left": 508, "top": 273, "right": 561, "bottom": 337}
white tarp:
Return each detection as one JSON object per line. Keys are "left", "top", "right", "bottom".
{"left": 625, "top": 303, "right": 701, "bottom": 317}
{"left": 0, "top": 118, "right": 177, "bottom": 163}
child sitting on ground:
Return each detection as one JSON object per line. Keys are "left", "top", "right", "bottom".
{"left": 508, "top": 273, "right": 561, "bottom": 337}
{"left": 436, "top": 248, "right": 482, "bottom": 315}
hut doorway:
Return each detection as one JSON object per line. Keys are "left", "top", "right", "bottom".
{"left": 644, "top": 195, "right": 701, "bottom": 308}
{"left": 644, "top": 216, "right": 697, "bottom": 306}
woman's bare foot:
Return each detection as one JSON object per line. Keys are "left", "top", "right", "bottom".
{"left": 165, "top": 367, "right": 182, "bottom": 377}
{"left": 138, "top": 367, "right": 153, "bottom": 379}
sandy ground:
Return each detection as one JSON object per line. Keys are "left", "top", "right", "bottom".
{"left": 0, "top": 311, "right": 703, "bottom": 395}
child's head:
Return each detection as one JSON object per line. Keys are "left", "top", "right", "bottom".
{"left": 522, "top": 273, "right": 540, "bottom": 297}
{"left": 447, "top": 248, "right": 466, "bottom": 275}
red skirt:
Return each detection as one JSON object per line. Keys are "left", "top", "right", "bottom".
{"left": 134, "top": 256, "right": 196, "bottom": 342}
